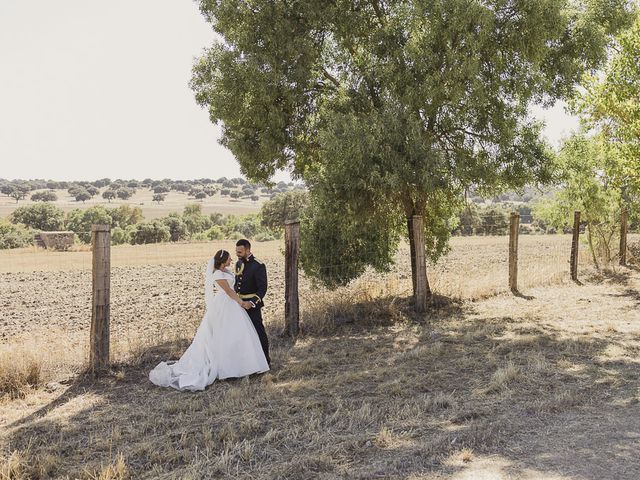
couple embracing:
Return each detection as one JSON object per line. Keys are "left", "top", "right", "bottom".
{"left": 149, "top": 239, "right": 271, "bottom": 391}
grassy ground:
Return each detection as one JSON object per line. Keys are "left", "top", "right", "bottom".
{"left": 1, "top": 236, "right": 639, "bottom": 478}
{"left": 1, "top": 267, "right": 639, "bottom": 479}
{"left": 0, "top": 189, "right": 264, "bottom": 220}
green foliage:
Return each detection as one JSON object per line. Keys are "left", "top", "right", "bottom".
{"left": 453, "top": 205, "right": 481, "bottom": 236}
{"left": 102, "top": 190, "right": 116, "bottom": 202}
{"left": 66, "top": 206, "right": 112, "bottom": 243}
{"left": 11, "top": 203, "right": 65, "bottom": 231}
{"left": 162, "top": 213, "right": 189, "bottom": 242}
{"left": 0, "top": 219, "right": 33, "bottom": 249}
{"left": 153, "top": 193, "right": 166, "bottom": 203}
{"left": 476, "top": 208, "right": 510, "bottom": 236}
{"left": 205, "top": 225, "right": 224, "bottom": 240}
{"left": 192, "top": 0, "right": 631, "bottom": 288}
{"left": 116, "top": 187, "right": 135, "bottom": 200}
{"left": 254, "top": 232, "right": 276, "bottom": 242}
{"left": 30, "top": 190, "right": 57, "bottom": 202}
{"left": 9, "top": 186, "right": 29, "bottom": 203}
{"left": 575, "top": 13, "right": 640, "bottom": 195}
{"left": 182, "top": 203, "right": 213, "bottom": 237}
{"left": 210, "top": 212, "right": 224, "bottom": 226}
{"left": 223, "top": 214, "right": 264, "bottom": 239}
{"left": 74, "top": 189, "right": 91, "bottom": 203}
{"left": 260, "top": 191, "right": 308, "bottom": 232}
{"left": 111, "top": 226, "right": 136, "bottom": 245}
{"left": 153, "top": 184, "right": 170, "bottom": 194}
{"left": 533, "top": 134, "right": 627, "bottom": 265}
{"left": 110, "top": 205, "right": 143, "bottom": 229}
{"left": 226, "top": 231, "right": 245, "bottom": 241}
{"left": 131, "top": 220, "right": 171, "bottom": 244}
{"left": 299, "top": 194, "right": 401, "bottom": 288}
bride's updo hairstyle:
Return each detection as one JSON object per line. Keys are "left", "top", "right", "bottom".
{"left": 213, "top": 249, "right": 230, "bottom": 270}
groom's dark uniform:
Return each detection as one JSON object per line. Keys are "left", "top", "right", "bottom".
{"left": 235, "top": 254, "right": 270, "bottom": 365}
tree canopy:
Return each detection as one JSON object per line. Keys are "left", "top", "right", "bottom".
{"left": 575, "top": 13, "right": 640, "bottom": 196}
{"left": 192, "top": 0, "right": 635, "bottom": 293}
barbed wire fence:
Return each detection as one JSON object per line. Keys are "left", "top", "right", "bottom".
{"left": 1, "top": 209, "right": 637, "bottom": 379}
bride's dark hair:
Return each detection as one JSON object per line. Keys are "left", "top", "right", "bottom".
{"left": 213, "top": 249, "right": 230, "bottom": 270}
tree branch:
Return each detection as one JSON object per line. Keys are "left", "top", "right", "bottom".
{"left": 369, "top": 0, "right": 385, "bottom": 24}
{"left": 321, "top": 68, "right": 341, "bottom": 88}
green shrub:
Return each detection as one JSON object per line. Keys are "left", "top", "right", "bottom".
{"left": 10, "top": 203, "right": 65, "bottom": 231}
{"left": 223, "top": 214, "right": 262, "bottom": 238}
{"left": 205, "top": 225, "right": 224, "bottom": 240}
{"left": 183, "top": 204, "right": 212, "bottom": 237}
{"left": 131, "top": 220, "right": 170, "bottom": 244}
{"left": 161, "top": 213, "right": 188, "bottom": 242}
{"left": 109, "top": 205, "right": 143, "bottom": 229}
{"left": 111, "top": 226, "right": 136, "bottom": 245}
{"left": 255, "top": 232, "right": 276, "bottom": 242}
{"left": 226, "top": 231, "right": 245, "bottom": 240}
{"left": 0, "top": 220, "right": 33, "bottom": 249}
{"left": 66, "top": 206, "right": 112, "bottom": 243}
{"left": 30, "top": 190, "right": 58, "bottom": 202}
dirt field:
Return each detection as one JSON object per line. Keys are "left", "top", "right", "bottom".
{"left": 0, "top": 235, "right": 596, "bottom": 352}
{"left": 0, "top": 188, "right": 264, "bottom": 219}
{"left": 1, "top": 236, "right": 639, "bottom": 478}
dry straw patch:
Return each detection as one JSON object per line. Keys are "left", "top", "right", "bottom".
{"left": 0, "top": 351, "right": 42, "bottom": 400}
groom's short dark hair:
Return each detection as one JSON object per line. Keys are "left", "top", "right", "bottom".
{"left": 236, "top": 239, "right": 251, "bottom": 249}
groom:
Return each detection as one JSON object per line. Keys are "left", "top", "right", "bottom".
{"left": 235, "top": 239, "right": 271, "bottom": 367}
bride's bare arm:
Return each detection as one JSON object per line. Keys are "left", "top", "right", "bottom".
{"left": 214, "top": 279, "right": 245, "bottom": 305}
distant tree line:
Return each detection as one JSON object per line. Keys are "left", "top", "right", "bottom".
{"left": 0, "top": 192, "right": 308, "bottom": 249}
{"left": 0, "top": 178, "right": 305, "bottom": 205}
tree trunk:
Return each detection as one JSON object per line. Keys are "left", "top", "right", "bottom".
{"left": 407, "top": 214, "right": 431, "bottom": 312}
{"left": 620, "top": 208, "right": 628, "bottom": 266}
{"left": 407, "top": 217, "right": 417, "bottom": 294}
{"left": 586, "top": 222, "right": 600, "bottom": 269}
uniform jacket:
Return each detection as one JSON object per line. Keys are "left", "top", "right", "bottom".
{"left": 235, "top": 254, "right": 267, "bottom": 309}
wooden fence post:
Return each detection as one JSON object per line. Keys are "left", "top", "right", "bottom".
{"left": 509, "top": 212, "right": 520, "bottom": 292}
{"left": 619, "top": 208, "right": 628, "bottom": 266}
{"left": 90, "top": 224, "right": 111, "bottom": 373}
{"left": 284, "top": 220, "right": 300, "bottom": 337}
{"left": 412, "top": 215, "right": 429, "bottom": 313}
{"left": 570, "top": 211, "right": 581, "bottom": 281}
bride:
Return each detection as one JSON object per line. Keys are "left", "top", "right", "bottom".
{"left": 149, "top": 249, "right": 270, "bottom": 391}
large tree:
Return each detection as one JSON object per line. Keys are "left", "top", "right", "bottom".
{"left": 192, "top": 0, "right": 634, "bottom": 309}
{"left": 533, "top": 134, "right": 626, "bottom": 267}
{"left": 575, "top": 13, "right": 640, "bottom": 199}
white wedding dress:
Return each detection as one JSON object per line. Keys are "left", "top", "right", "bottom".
{"left": 149, "top": 258, "right": 270, "bottom": 391}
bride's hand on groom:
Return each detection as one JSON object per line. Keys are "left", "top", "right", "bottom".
{"left": 240, "top": 301, "right": 252, "bottom": 310}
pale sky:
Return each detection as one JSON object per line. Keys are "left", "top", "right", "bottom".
{"left": 0, "top": 1, "right": 579, "bottom": 182}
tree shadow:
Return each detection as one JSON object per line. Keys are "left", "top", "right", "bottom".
{"left": 511, "top": 288, "right": 535, "bottom": 300}
{"left": 4, "top": 298, "right": 640, "bottom": 479}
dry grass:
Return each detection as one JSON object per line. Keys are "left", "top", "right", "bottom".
{"left": 0, "top": 269, "right": 639, "bottom": 478}
{"left": 1, "top": 237, "right": 640, "bottom": 478}
{"left": 0, "top": 351, "right": 42, "bottom": 400}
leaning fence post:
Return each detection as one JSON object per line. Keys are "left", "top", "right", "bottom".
{"left": 619, "top": 208, "right": 628, "bottom": 266}
{"left": 90, "top": 224, "right": 111, "bottom": 373}
{"left": 570, "top": 211, "right": 581, "bottom": 281}
{"left": 509, "top": 212, "right": 520, "bottom": 292}
{"left": 284, "top": 220, "right": 300, "bottom": 337}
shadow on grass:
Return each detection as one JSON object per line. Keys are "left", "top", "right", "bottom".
{"left": 3, "top": 293, "right": 640, "bottom": 479}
